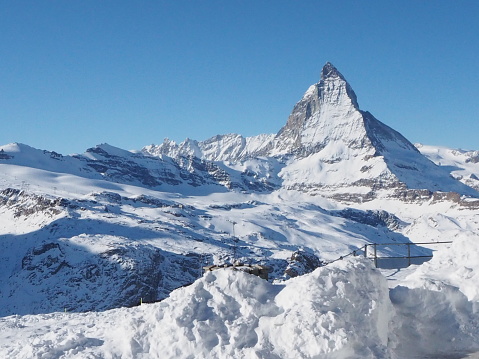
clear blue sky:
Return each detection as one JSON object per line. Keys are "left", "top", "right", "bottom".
{"left": 1, "top": 1, "right": 478, "bottom": 154}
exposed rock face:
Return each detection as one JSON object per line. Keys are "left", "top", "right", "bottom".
{"left": 5, "top": 232, "right": 204, "bottom": 315}
{"left": 0, "top": 149, "right": 12, "bottom": 159}
{"left": 334, "top": 208, "right": 402, "bottom": 230}
{"left": 466, "top": 151, "right": 479, "bottom": 164}
{"left": 0, "top": 188, "right": 68, "bottom": 217}
{"left": 284, "top": 250, "right": 323, "bottom": 278}
{"left": 90, "top": 144, "right": 279, "bottom": 192}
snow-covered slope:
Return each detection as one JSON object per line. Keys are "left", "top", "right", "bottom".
{"left": 0, "top": 260, "right": 391, "bottom": 358}
{"left": 1, "top": 156, "right": 478, "bottom": 318}
{"left": 0, "top": 142, "right": 279, "bottom": 195}
{"left": 417, "top": 143, "right": 479, "bottom": 191}
{"left": 1, "top": 172, "right": 436, "bottom": 316}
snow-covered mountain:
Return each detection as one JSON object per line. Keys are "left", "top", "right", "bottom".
{"left": 143, "top": 133, "right": 276, "bottom": 162}
{"left": 0, "top": 175, "right": 422, "bottom": 316}
{"left": 144, "top": 63, "right": 478, "bottom": 201}
{"left": 0, "top": 142, "right": 279, "bottom": 195}
{"left": 1, "top": 62, "right": 479, "bottom": 358}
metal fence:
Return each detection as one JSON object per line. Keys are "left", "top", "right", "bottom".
{"left": 363, "top": 241, "right": 453, "bottom": 269}
{"left": 324, "top": 241, "right": 453, "bottom": 269}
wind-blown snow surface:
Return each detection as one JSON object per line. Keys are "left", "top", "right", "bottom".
{"left": 387, "top": 233, "right": 479, "bottom": 358}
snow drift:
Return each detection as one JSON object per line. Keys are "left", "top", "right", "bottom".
{"left": 2, "top": 250, "right": 479, "bottom": 358}
{"left": 0, "top": 259, "right": 392, "bottom": 359}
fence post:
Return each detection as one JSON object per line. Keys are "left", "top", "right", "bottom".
{"left": 374, "top": 244, "right": 378, "bottom": 268}
{"left": 407, "top": 243, "right": 411, "bottom": 267}
{"left": 364, "top": 244, "right": 368, "bottom": 258}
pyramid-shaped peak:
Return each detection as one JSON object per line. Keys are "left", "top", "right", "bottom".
{"left": 321, "top": 62, "right": 345, "bottom": 81}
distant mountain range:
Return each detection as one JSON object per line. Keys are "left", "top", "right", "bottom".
{"left": 144, "top": 62, "right": 479, "bottom": 201}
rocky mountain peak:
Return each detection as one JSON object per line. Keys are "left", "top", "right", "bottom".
{"left": 274, "top": 63, "right": 363, "bottom": 156}
{"left": 319, "top": 62, "right": 359, "bottom": 109}
{"left": 320, "top": 62, "right": 344, "bottom": 81}
{"left": 268, "top": 63, "right": 478, "bottom": 198}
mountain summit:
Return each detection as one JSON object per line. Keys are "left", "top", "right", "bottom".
{"left": 321, "top": 61, "right": 342, "bottom": 79}
{"left": 274, "top": 62, "right": 361, "bottom": 156}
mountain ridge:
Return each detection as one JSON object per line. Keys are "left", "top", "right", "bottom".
{"left": 2, "top": 63, "right": 477, "bottom": 201}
